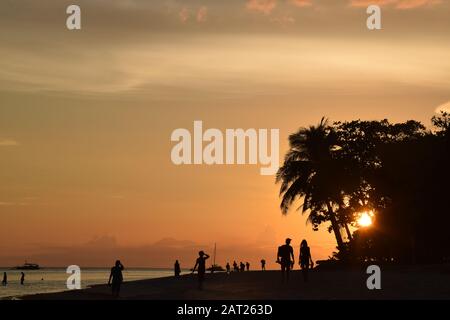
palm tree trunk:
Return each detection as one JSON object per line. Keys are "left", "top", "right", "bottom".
{"left": 326, "top": 202, "right": 345, "bottom": 251}
{"left": 344, "top": 223, "right": 353, "bottom": 241}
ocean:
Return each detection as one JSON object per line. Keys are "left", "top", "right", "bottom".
{"left": 0, "top": 267, "right": 181, "bottom": 299}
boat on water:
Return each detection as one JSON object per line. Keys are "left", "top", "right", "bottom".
{"left": 207, "top": 243, "right": 225, "bottom": 273}
{"left": 14, "top": 262, "right": 40, "bottom": 270}
{"left": 206, "top": 264, "right": 225, "bottom": 272}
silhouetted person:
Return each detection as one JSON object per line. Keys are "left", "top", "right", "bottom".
{"left": 192, "top": 251, "right": 210, "bottom": 290}
{"left": 299, "top": 239, "right": 314, "bottom": 282}
{"left": 2, "top": 272, "right": 7, "bottom": 286}
{"left": 233, "top": 261, "right": 239, "bottom": 272}
{"left": 240, "top": 262, "right": 245, "bottom": 272}
{"left": 260, "top": 259, "right": 266, "bottom": 271}
{"left": 174, "top": 260, "right": 181, "bottom": 277}
{"left": 20, "top": 272, "right": 25, "bottom": 285}
{"left": 226, "top": 262, "right": 231, "bottom": 274}
{"left": 246, "top": 262, "right": 250, "bottom": 271}
{"left": 108, "top": 260, "right": 124, "bottom": 298}
{"left": 277, "top": 238, "right": 294, "bottom": 283}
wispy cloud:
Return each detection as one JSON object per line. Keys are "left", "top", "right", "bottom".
{"left": 350, "top": 0, "right": 396, "bottom": 6}
{"left": 270, "top": 14, "right": 296, "bottom": 26}
{"left": 179, "top": 7, "right": 190, "bottom": 23}
{"left": 246, "top": 0, "right": 313, "bottom": 15}
{"left": 178, "top": 6, "right": 208, "bottom": 23}
{"left": 246, "top": 0, "right": 277, "bottom": 15}
{"left": 197, "top": 6, "right": 208, "bottom": 23}
{"left": 290, "top": 0, "right": 313, "bottom": 7}
{"left": 350, "top": 0, "right": 442, "bottom": 9}
{"left": 396, "top": 0, "right": 442, "bottom": 9}
{"left": 0, "top": 138, "right": 19, "bottom": 146}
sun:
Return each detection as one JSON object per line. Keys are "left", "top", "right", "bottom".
{"left": 357, "top": 211, "right": 373, "bottom": 227}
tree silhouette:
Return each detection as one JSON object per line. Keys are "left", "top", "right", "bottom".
{"left": 276, "top": 118, "right": 346, "bottom": 251}
{"left": 279, "top": 114, "right": 450, "bottom": 264}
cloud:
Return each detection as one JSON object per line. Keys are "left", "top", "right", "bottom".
{"left": 350, "top": 0, "right": 442, "bottom": 9}
{"left": 0, "top": 138, "right": 19, "bottom": 146}
{"left": 179, "top": 7, "right": 190, "bottom": 22}
{"left": 246, "top": 0, "right": 313, "bottom": 16}
{"left": 179, "top": 6, "right": 208, "bottom": 23}
{"left": 270, "top": 14, "right": 296, "bottom": 26}
{"left": 396, "top": 0, "right": 442, "bottom": 9}
{"left": 290, "top": 0, "right": 313, "bottom": 7}
{"left": 350, "top": 0, "right": 396, "bottom": 6}
{"left": 246, "top": 0, "right": 277, "bottom": 15}
{"left": 197, "top": 6, "right": 208, "bottom": 23}
{"left": 0, "top": 237, "right": 206, "bottom": 268}
{"left": 86, "top": 235, "right": 118, "bottom": 248}
{"left": 153, "top": 237, "right": 197, "bottom": 248}
{"left": 435, "top": 101, "right": 450, "bottom": 114}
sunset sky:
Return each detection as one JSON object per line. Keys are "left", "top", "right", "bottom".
{"left": 1, "top": 0, "right": 449, "bottom": 268}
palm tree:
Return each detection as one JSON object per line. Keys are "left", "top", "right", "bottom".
{"left": 276, "top": 118, "right": 345, "bottom": 251}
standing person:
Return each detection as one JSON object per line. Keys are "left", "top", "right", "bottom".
{"left": 245, "top": 262, "right": 250, "bottom": 271}
{"left": 226, "top": 262, "right": 231, "bottom": 274}
{"left": 260, "top": 259, "right": 266, "bottom": 271}
{"left": 174, "top": 260, "right": 181, "bottom": 277}
{"left": 20, "top": 272, "right": 25, "bottom": 285}
{"left": 299, "top": 240, "right": 314, "bottom": 282}
{"left": 192, "top": 251, "right": 210, "bottom": 290}
{"left": 240, "top": 262, "right": 245, "bottom": 272}
{"left": 233, "top": 261, "right": 238, "bottom": 272}
{"left": 2, "top": 272, "right": 7, "bottom": 286}
{"left": 108, "top": 260, "right": 124, "bottom": 298}
{"left": 277, "top": 238, "right": 294, "bottom": 283}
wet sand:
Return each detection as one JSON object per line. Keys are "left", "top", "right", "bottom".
{"left": 20, "top": 265, "right": 450, "bottom": 300}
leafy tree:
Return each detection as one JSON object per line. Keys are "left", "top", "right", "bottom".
{"left": 276, "top": 118, "right": 346, "bottom": 251}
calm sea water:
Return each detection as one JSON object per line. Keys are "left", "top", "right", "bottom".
{"left": 0, "top": 268, "right": 181, "bottom": 299}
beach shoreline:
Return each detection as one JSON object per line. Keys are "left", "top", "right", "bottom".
{"left": 0, "top": 268, "right": 181, "bottom": 300}
{"left": 16, "top": 264, "right": 450, "bottom": 300}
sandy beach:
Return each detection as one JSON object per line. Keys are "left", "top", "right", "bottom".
{"left": 19, "top": 265, "right": 450, "bottom": 300}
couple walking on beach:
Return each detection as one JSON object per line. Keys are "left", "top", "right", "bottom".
{"left": 277, "top": 238, "right": 314, "bottom": 283}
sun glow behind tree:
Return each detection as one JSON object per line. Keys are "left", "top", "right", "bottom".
{"left": 357, "top": 211, "right": 374, "bottom": 227}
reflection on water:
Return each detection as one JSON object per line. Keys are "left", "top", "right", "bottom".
{"left": 0, "top": 268, "right": 180, "bottom": 299}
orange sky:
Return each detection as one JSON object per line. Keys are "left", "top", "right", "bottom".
{"left": 0, "top": 0, "right": 449, "bottom": 268}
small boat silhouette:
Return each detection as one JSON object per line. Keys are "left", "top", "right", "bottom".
{"left": 206, "top": 264, "right": 225, "bottom": 272}
{"left": 14, "top": 262, "right": 40, "bottom": 270}
{"left": 207, "top": 243, "right": 225, "bottom": 273}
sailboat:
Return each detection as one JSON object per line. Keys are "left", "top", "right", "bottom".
{"left": 206, "top": 243, "right": 225, "bottom": 273}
